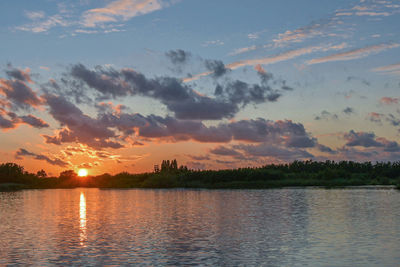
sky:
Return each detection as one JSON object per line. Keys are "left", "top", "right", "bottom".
{"left": 1, "top": 0, "right": 400, "bottom": 176}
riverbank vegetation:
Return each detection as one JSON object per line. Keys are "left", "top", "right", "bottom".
{"left": 1, "top": 160, "right": 400, "bottom": 191}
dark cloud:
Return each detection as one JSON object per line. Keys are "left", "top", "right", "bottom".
{"left": 323, "top": 131, "right": 400, "bottom": 161}
{"left": 343, "top": 107, "right": 354, "bottom": 115}
{"left": 19, "top": 115, "right": 49, "bottom": 128}
{"left": 166, "top": 95, "right": 239, "bottom": 120}
{"left": 346, "top": 76, "right": 370, "bottom": 86}
{"left": 204, "top": 59, "right": 229, "bottom": 78}
{"left": 165, "top": 49, "right": 191, "bottom": 65}
{"left": 0, "top": 114, "right": 15, "bottom": 129}
{"left": 381, "top": 140, "right": 400, "bottom": 152}
{"left": 215, "top": 159, "right": 236, "bottom": 165}
{"left": 63, "top": 64, "right": 287, "bottom": 120}
{"left": 187, "top": 155, "right": 210, "bottom": 161}
{"left": 228, "top": 118, "right": 316, "bottom": 147}
{"left": 317, "top": 144, "right": 337, "bottom": 154}
{"left": 43, "top": 94, "right": 124, "bottom": 149}
{"left": 234, "top": 143, "right": 314, "bottom": 161}
{"left": 0, "top": 68, "right": 42, "bottom": 110}
{"left": 314, "top": 110, "right": 338, "bottom": 121}
{"left": 15, "top": 148, "right": 69, "bottom": 167}
{"left": 69, "top": 64, "right": 129, "bottom": 98}
{"left": 280, "top": 81, "right": 294, "bottom": 91}
{"left": 214, "top": 79, "right": 282, "bottom": 108}
{"left": 254, "top": 64, "right": 273, "bottom": 84}
{"left": 367, "top": 112, "right": 384, "bottom": 124}
{"left": 0, "top": 109, "right": 49, "bottom": 130}
{"left": 344, "top": 130, "right": 383, "bottom": 147}
{"left": 386, "top": 114, "right": 400, "bottom": 126}
{"left": 99, "top": 111, "right": 317, "bottom": 147}
{"left": 5, "top": 67, "right": 31, "bottom": 82}
{"left": 336, "top": 146, "right": 378, "bottom": 159}
{"left": 137, "top": 115, "right": 233, "bottom": 142}
{"left": 210, "top": 146, "right": 241, "bottom": 156}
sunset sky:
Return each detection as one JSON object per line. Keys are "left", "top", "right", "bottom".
{"left": 1, "top": 0, "right": 400, "bottom": 176}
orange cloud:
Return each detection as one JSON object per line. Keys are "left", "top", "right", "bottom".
{"left": 307, "top": 43, "right": 399, "bottom": 65}
{"left": 82, "top": 0, "right": 163, "bottom": 27}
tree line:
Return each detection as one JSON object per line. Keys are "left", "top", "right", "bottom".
{"left": 1, "top": 160, "right": 400, "bottom": 190}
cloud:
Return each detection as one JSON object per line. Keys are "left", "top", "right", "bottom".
{"left": 16, "top": 14, "right": 69, "bottom": 33}
{"left": 248, "top": 33, "right": 259, "bottom": 39}
{"left": 16, "top": 0, "right": 174, "bottom": 33}
{"left": 75, "top": 29, "right": 98, "bottom": 34}
{"left": 346, "top": 76, "right": 370, "bottom": 86}
{"left": 317, "top": 144, "right": 337, "bottom": 154}
{"left": 204, "top": 60, "right": 229, "bottom": 78}
{"left": 336, "top": 146, "right": 379, "bottom": 160}
{"left": 386, "top": 113, "right": 400, "bottom": 127}
{"left": 344, "top": 130, "right": 383, "bottom": 147}
{"left": 338, "top": 130, "right": 400, "bottom": 159}
{"left": 234, "top": 143, "right": 314, "bottom": 161}
{"left": 372, "top": 63, "right": 400, "bottom": 76}
{"left": 0, "top": 109, "right": 49, "bottom": 130}
{"left": 380, "top": 97, "right": 399, "bottom": 105}
{"left": 227, "top": 118, "right": 317, "bottom": 147}
{"left": 210, "top": 146, "right": 241, "bottom": 156}
{"left": 0, "top": 67, "right": 42, "bottom": 110}
{"left": 355, "top": 11, "right": 390, "bottom": 16}
{"left": 43, "top": 94, "right": 124, "bottom": 149}
{"left": 15, "top": 148, "right": 69, "bottom": 167}
{"left": 81, "top": 0, "right": 163, "bottom": 28}
{"left": 165, "top": 49, "right": 191, "bottom": 68}
{"left": 186, "top": 154, "right": 210, "bottom": 161}
{"left": 228, "top": 43, "right": 347, "bottom": 69}
{"left": 307, "top": 43, "right": 399, "bottom": 65}
{"left": 343, "top": 107, "right": 355, "bottom": 115}
{"left": 184, "top": 43, "right": 347, "bottom": 82}
{"left": 335, "top": 1, "right": 398, "bottom": 18}
{"left": 229, "top": 45, "right": 257, "bottom": 56}
{"left": 18, "top": 115, "right": 49, "bottom": 128}
{"left": 25, "top": 11, "right": 45, "bottom": 20}
{"left": 202, "top": 40, "right": 224, "bottom": 47}
{"left": 367, "top": 112, "right": 384, "bottom": 124}
{"left": 62, "top": 64, "right": 287, "bottom": 120}
{"left": 0, "top": 114, "right": 15, "bottom": 129}
{"left": 314, "top": 110, "right": 339, "bottom": 121}
{"left": 97, "top": 108, "right": 318, "bottom": 149}
{"left": 5, "top": 67, "right": 32, "bottom": 82}
{"left": 273, "top": 22, "right": 324, "bottom": 47}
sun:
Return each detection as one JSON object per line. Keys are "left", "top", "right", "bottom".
{"left": 78, "top": 169, "right": 88, "bottom": 177}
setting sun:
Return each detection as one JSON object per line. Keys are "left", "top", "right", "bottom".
{"left": 78, "top": 169, "right": 88, "bottom": 177}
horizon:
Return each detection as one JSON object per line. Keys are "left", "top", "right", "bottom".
{"left": 1, "top": 0, "right": 400, "bottom": 176}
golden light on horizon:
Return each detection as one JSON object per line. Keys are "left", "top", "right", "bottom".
{"left": 78, "top": 168, "right": 88, "bottom": 177}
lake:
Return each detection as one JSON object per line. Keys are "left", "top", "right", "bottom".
{"left": 1, "top": 188, "right": 399, "bottom": 266}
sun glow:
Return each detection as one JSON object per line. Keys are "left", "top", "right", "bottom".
{"left": 78, "top": 169, "right": 88, "bottom": 177}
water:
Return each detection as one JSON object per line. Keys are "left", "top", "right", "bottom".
{"left": 1, "top": 188, "right": 399, "bottom": 266}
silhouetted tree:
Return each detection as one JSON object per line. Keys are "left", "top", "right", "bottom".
{"left": 36, "top": 169, "right": 47, "bottom": 178}
{"left": 160, "top": 159, "right": 180, "bottom": 172}
{"left": 59, "top": 170, "right": 77, "bottom": 179}
{"left": 0, "top": 163, "right": 25, "bottom": 183}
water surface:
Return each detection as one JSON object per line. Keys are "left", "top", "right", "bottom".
{"left": 1, "top": 188, "right": 399, "bottom": 266}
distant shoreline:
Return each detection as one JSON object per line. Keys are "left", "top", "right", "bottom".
{"left": 1, "top": 183, "right": 398, "bottom": 192}
{"left": 2, "top": 160, "right": 400, "bottom": 191}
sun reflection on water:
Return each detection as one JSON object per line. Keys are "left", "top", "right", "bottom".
{"left": 79, "top": 192, "right": 87, "bottom": 246}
